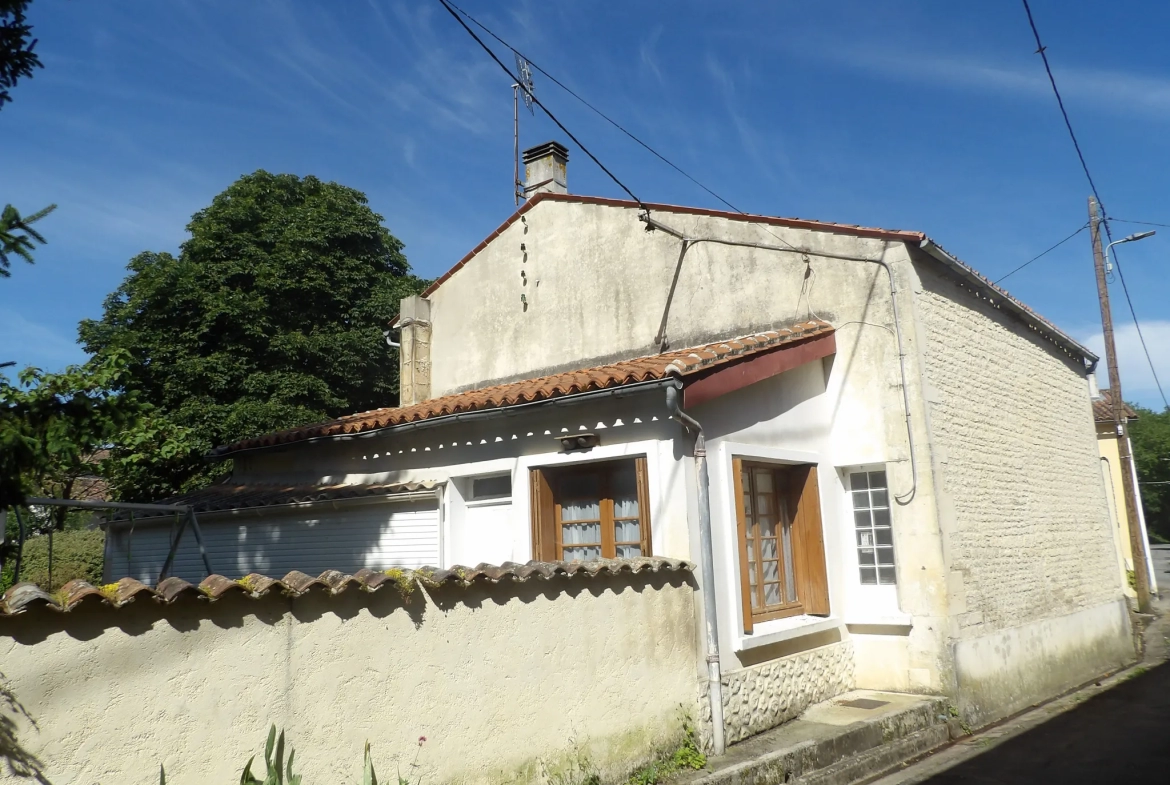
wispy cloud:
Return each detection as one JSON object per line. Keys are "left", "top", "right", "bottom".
{"left": 0, "top": 313, "right": 86, "bottom": 372}
{"left": 640, "top": 25, "right": 665, "bottom": 86}
{"left": 705, "top": 53, "right": 794, "bottom": 185}
{"left": 815, "top": 44, "right": 1170, "bottom": 121}
{"left": 1082, "top": 320, "right": 1170, "bottom": 409}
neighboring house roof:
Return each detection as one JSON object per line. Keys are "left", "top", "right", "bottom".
{"left": 1093, "top": 388, "right": 1138, "bottom": 422}
{"left": 212, "top": 320, "right": 836, "bottom": 457}
{"left": 400, "top": 192, "right": 1095, "bottom": 364}
{"left": 0, "top": 557, "right": 694, "bottom": 616}
{"left": 105, "top": 481, "right": 438, "bottom": 521}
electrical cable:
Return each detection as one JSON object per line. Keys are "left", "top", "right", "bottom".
{"left": 993, "top": 223, "right": 1087, "bottom": 284}
{"left": 1021, "top": 0, "right": 1168, "bottom": 409}
{"left": 445, "top": 0, "right": 742, "bottom": 215}
{"left": 1108, "top": 218, "right": 1170, "bottom": 229}
{"left": 436, "top": 0, "right": 643, "bottom": 207}
{"left": 442, "top": 0, "right": 803, "bottom": 253}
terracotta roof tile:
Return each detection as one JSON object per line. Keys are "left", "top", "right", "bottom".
{"left": 0, "top": 558, "right": 693, "bottom": 617}
{"left": 212, "top": 320, "right": 834, "bottom": 456}
{"left": 1093, "top": 389, "right": 1138, "bottom": 422}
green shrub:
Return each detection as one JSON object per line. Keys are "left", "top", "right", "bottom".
{"left": 3, "top": 528, "right": 104, "bottom": 592}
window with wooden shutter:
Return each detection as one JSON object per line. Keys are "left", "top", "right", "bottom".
{"left": 733, "top": 460, "right": 829, "bottom": 632}
{"left": 530, "top": 458, "right": 652, "bottom": 562}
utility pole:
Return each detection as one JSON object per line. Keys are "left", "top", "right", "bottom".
{"left": 1089, "top": 195, "right": 1152, "bottom": 612}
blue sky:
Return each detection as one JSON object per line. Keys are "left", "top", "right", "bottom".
{"left": 3, "top": 0, "right": 1169, "bottom": 406}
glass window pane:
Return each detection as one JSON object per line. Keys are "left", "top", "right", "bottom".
{"left": 876, "top": 547, "right": 896, "bottom": 566}
{"left": 868, "top": 471, "right": 887, "bottom": 489}
{"left": 858, "top": 547, "right": 876, "bottom": 565}
{"left": 558, "top": 472, "right": 600, "bottom": 521}
{"left": 616, "top": 545, "right": 642, "bottom": 559}
{"left": 746, "top": 539, "right": 755, "bottom": 561}
{"left": 563, "top": 545, "right": 602, "bottom": 562}
{"left": 472, "top": 474, "right": 512, "bottom": 500}
{"left": 870, "top": 489, "right": 889, "bottom": 508}
{"left": 562, "top": 522, "right": 600, "bottom": 546}
{"left": 763, "top": 583, "right": 781, "bottom": 605}
{"left": 850, "top": 473, "right": 869, "bottom": 491}
{"left": 758, "top": 514, "right": 777, "bottom": 539}
{"left": 560, "top": 500, "right": 600, "bottom": 522}
{"left": 857, "top": 530, "right": 875, "bottom": 547}
{"left": 753, "top": 468, "right": 774, "bottom": 493}
{"left": 854, "top": 510, "right": 872, "bottom": 529}
{"left": 874, "top": 528, "right": 893, "bottom": 546}
{"left": 760, "top": 537, "right": 778, "bottom": 560}
{"left": 852, "top": 490, "right": 871, "bottom": 510}
{"left": 610, "top": 463, "right": 639, "bottom": 518}
{"left": 878, "top": 566, "right": 897, "bottom": 584}
{"left": 872, "top": 508, "right": 891, "bottom": 528}
{"left": 615, "top": 520, "right": 640, "bottom": 543}
{"left": 757, "top": 493, "right": 776, "bottom": 517}
{"left": 762, "top": 560, "right": 779, "bottom": 582}
{"left": 859, "top": 566, "right": 877, "bottom": 585}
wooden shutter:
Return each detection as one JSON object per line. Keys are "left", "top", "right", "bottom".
{"left": 635, "top": 457, "right": 653, "bottom": 557}
{"left": 530, "top": 467, "right": 558, "bottom": 562}
{"left": 789, "top": 465, "right": 830, "bottom": 616}
{"left": 731, "top": 457, "right": 755, "bottom": 634}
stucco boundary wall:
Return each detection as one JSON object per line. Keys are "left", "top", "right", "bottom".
{"left": 0, "top": 562, "right": 701, "bottom": 785}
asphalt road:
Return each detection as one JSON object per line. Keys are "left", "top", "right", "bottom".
{"left": 894, "top": 544, "right": 1170, "bottom": 784}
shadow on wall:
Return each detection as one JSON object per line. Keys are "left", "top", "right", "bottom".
{"left": 1, "top": 673, "right": 49, "bottom": 784}
{"left": 4, "top": 567, "right": 696, "bottom": 647}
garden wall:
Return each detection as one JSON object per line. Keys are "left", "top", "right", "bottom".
{"left": 0, "top": 559, "right": 699, "bottom": 785}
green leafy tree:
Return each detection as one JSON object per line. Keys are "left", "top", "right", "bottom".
{"left": 1130, "top": 404, "right": 1170, "bottom": 542}
{"left": 0, "top": 0, "right": 41, "bottom": 109}
{"left": 79, "top": 170, "right": 427, "bottom": 497}
{"left": 0, "top": 353, "right": 140, "bottom": 516}
{"left": 0, "top": 202, "right": 55, "bottom": 277}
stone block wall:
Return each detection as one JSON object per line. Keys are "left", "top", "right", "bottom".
{"left": 914, "top": 262, "right": 1122, "bottom": 638}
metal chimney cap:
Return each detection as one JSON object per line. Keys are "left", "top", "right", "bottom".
{"left": 522, "top": 141, "right": 569, "bottom": 164}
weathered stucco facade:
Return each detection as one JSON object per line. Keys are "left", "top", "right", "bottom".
{"left": 0, "top": 569, "right": 698, "bottom": 785}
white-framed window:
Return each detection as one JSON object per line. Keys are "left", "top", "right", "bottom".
{"left": 469, "top": 474, "right": 512, "bottom": 502}
{"left": 849, "top": 470, "right": 896, "bottom": 585}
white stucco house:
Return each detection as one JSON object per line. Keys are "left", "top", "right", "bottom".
{"left": 104, "top": 141, "right": 1135, "bottom": 743}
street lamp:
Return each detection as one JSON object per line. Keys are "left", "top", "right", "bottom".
{"left": 1105, "top": 230, "right": 1155, "bottom": 273}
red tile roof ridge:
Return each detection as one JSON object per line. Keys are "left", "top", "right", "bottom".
{"left": 212, "top": 320, "right": 833, "bottom": 456}
{"left": 414, "top": 192, "right": 925, "bottom": 301}
{"left": 0, "top": 558, "right": 695, "bottom": 617}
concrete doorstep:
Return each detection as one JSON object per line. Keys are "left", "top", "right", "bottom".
{"left": 675, "top": 691, "right": 959, "bottom": 785}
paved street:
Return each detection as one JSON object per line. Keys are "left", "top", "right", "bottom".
{"left": 876, "top": 544, "right": 1170, "bottom": 785}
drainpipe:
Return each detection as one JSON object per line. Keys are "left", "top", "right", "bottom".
{"left": 665, "top": 380, "right": 726, "bottom": 755}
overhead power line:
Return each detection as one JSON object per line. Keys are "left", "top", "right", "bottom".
{"left": 994, "top": 223, "right": 1087, "bottom": 285}
{"left": 1109, "top": 218, "right": 1170, "bottom": 229}
{"left": 1021, "top": 0, "right": 1168, "bottom": 409}
{"left": 436, "top": 0, "right": 642, "bottom": 206}
{"left": 445, "top": 0, "right": 743, "bottom": 215}
{"left": 441, "top": 0, "right": 801, "bottom": 252}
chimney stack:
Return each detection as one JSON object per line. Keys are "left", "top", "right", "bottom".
{"left": 522, "top": 141, "right": 569, "bottom": 200}
{"left": 397, "top": 295, "right": 431, "bottom": 406}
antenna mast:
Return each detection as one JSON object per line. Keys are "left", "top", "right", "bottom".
{"left": 513, "top": 53, "right": 535, "bottom": 204}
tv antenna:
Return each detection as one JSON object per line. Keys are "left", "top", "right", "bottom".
{"left": 513, "top": 53, "right": 535, "bottom": 204}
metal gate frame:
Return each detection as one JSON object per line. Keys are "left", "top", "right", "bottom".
{"left": 4, "top": 497, "right": 213, "bottom": 586}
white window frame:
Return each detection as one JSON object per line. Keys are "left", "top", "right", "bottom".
{"left": 839, "top": 465, "right": 907, "bottom": 625}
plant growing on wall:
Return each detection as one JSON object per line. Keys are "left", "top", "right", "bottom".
{"left": 158, "top": 725, "right": 390, "bottom": 785}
